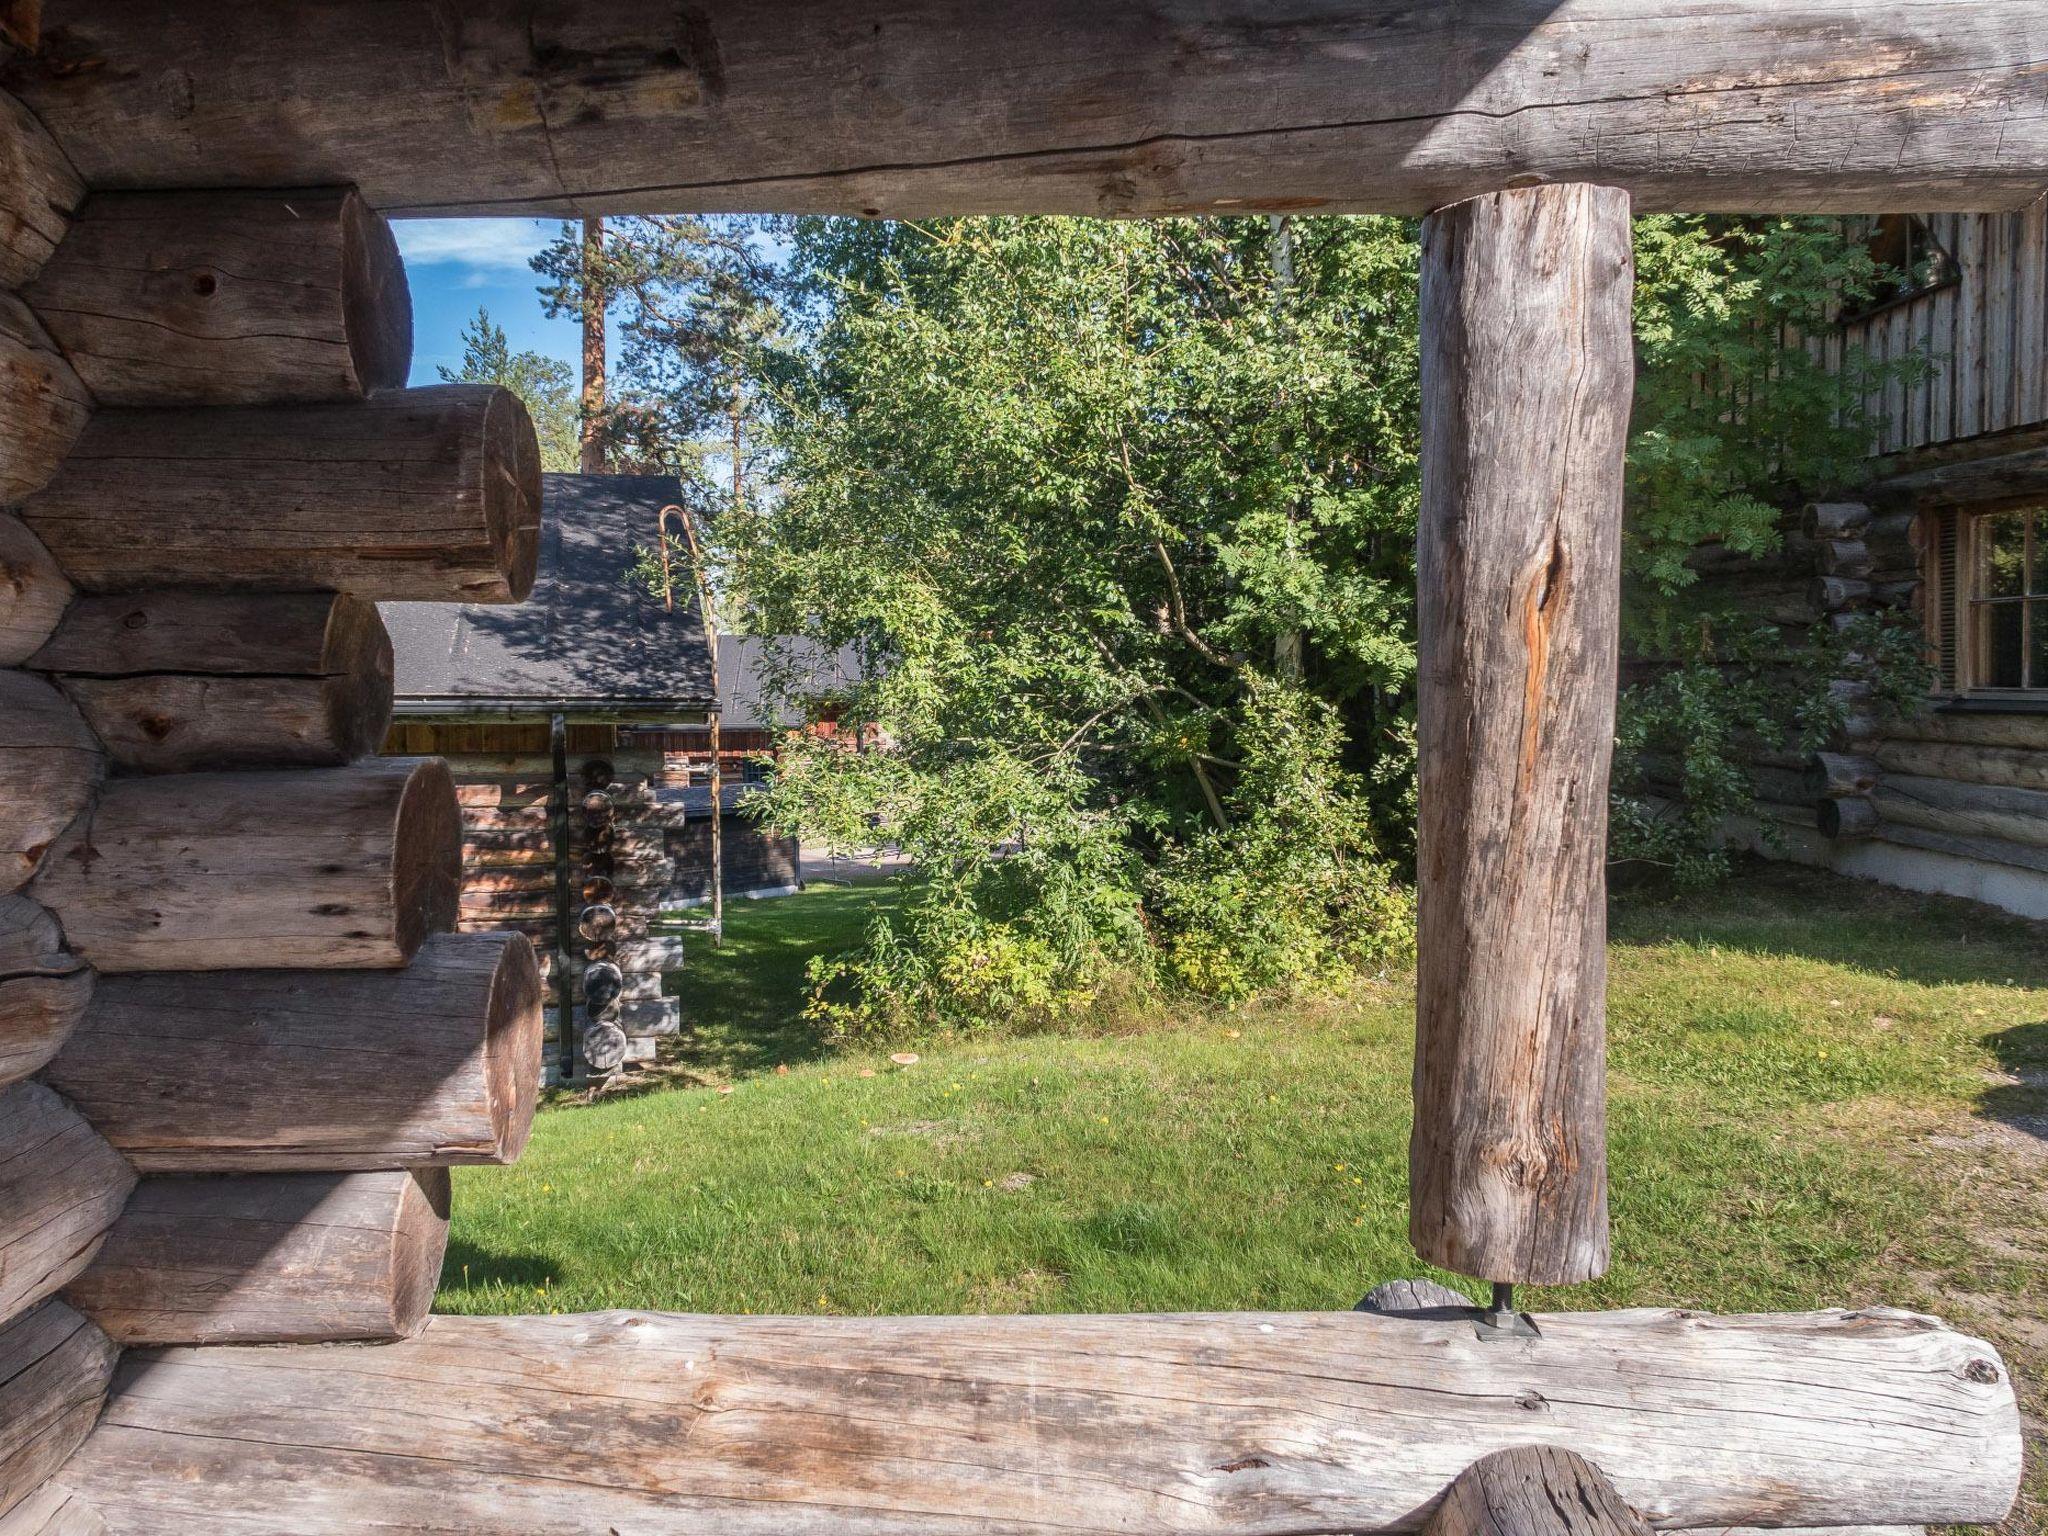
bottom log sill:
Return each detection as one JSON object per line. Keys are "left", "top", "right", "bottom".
{"left": 42, "top": 1305, "right": 2019, "bottom": 1534}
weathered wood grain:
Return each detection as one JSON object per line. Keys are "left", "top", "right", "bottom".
{"left": 19, "top": 386, "right": 540, "bottom": 602}
{"left": 31, "top": 590, "right": 393, "bottom": 771}
{"left": 0, "top": 671, "right": 99, "bottom": 896}
{"left": 8, "top": 3, "right": 2048, "bottom": 216}
{"left": 0, "top": 1304, "right": 117, "bottom": 1524}
{"left": 64, "top": 1169, "right": 449, "bottom": 1344}
{"left": 0, "top": 87, "right": 81, "bottom": 288}
{"left": 55, "top": 1306, "right": 2021, "bottom": 1533}
{"left": 28, "top": 757, "right": 457, "bottom": 971}
{"left": 22, "top": 187, "right": 411, "bottom": 405}
{"left": 1421, "top": 1447, "right": 1649, "bottom": 1536}
{"left": 0, "top": 894, "right": 84, "bottom": 1087}
{"left": 1872, "top": 737, "right": 2048, "bottom": 791}
{"left": 1411, "top": 183, "right": 1632, "bottom": 1286}
{"left": 1870, "top": 773, "right": 2048, "bottom": 848}
{"left": 0, "top": 517, "right": 71, "bottom": 668}
{"left": 0, "top": 1084, "right": 134, "bottom": 1326}
{"left": 43, "top": 931, "right": 539, "bottom": 1170}
{"left": 0, "top": 1483, "right": 105, "bottom": 1536}
{"left": 0, "top": 294, "right": 90, "bottom": 505}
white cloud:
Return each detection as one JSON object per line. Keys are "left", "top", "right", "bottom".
{"left": 391, "top": 218, "right": 561, "bottom": 286}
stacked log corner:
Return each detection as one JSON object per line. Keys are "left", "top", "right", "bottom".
{"left": 45, "top": 930, "right": 540, "bottom": 1171}
{"left": 64, "top": 1168, "right": 450, "bottom": 1346}
{"left": 29, "top": 590, "right": 395, "bottom": 771}
{"left": 22, "top": 187, "right": 411, "bottom": 406}
{"left": 20, "top": 385, "right": 540, "bottom": 602}
{"left": 1411, "top": 183, "right": 1633, "bottom": 1286}
{"left": 29, "top": 757, "right": 459, "bottom": 971}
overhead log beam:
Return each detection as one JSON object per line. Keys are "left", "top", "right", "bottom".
{"left": 30, "top": 590, "right": 394, "bottom": 771}
{"left": 55, "top": 1306, "right": 2021, "bottom": 1533}
{"left": 1410, "top": 183, "right": 1633, "bottom": 1286}
{"left": 63, "top": 1168, "right": 450, "bottom": 1344}
{"left": 43, "top": 931, "right": 541, "bottom": 1169}
{"left": 19, "top": 385, "right": 541, "bottom": 603}
{"left": 22, "top": 187, "right": 412, "bottom": 405}
{"left": 1, "top": 3, "right": 2045, "bottom": 217}
{"left": 29, "top": 757, "right": 458, "bottom": 971}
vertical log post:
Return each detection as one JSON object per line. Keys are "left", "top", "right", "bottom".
{"left": 1410, "top": 184, "right": 1634, "bottom": 1287}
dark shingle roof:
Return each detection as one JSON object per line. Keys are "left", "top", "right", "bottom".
{"left": 381, "top": 473, "right": 716, "bottom": 716}
{"left": 717, "top": 634, "right": 867, "bottom": 729}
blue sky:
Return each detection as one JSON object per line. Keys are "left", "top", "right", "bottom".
{"left": 391, "top": 218, "right": 582, "bottom": 384}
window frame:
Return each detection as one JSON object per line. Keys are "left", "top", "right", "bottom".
{"left": 1933, "top": 502, "right": 2048, "bottom": 701}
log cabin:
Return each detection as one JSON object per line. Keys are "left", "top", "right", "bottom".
{"left": 379, "top": 472, "right": 724, "bottom": 1079}
{"left": 0, "top": 2, "right": 2037, "bottom": 1530}
{"left": 1669, "top": 209, "right": 2048, "bottom": 918}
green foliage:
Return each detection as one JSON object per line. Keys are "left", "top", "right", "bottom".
{"left": 737, "top": 215, "right": 1422, "bottom": 1034}
{"left": 1612, "top": 216, "right": 1933, "bottom": 883}
{"left": 438, "top": 308, "right": 577, "bottom": 470}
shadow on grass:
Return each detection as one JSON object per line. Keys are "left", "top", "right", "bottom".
{"left": 440, "top": 1236, "right": 558, "bottom": 1291}
{"left": 1982, "top": 1021, "right": 2048, "bottom": 1146}
{"left": 1609, "top": 857, "right": 2048, "bottom": 990}
{"left": 661, "top": 883, "right": 902, "bottom": 1081}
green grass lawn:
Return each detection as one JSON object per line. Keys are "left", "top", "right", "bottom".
{"left": 443, "top": 861, "right": 2048, "bottom": 1523}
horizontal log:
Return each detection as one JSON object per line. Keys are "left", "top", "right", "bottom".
{"left": 44, "top": 930, "right": 540, "bottom": 1170}
{"left": 20, "top": 386, "right": 541, "bottom": 602}
{"left": 0, "top": 294, "right": 91, "bottom": 505}
{"left": 1863, "top": 511, "right": 1925, "bottom": 569}
{"left": 1871, "top": 773, "right": 2048, "bottom": 849}
{"left": 63, "top": 1169, "right": 449, "bottom": 1345}
{"left": 31, "top": 590, "right": 393, "bottom": 771}
{"left": 1809, "top": 752, "right": 1881, "bottom": 796}
{"left": 0, "top": 672, "right": 101, "bottom": 895}
{"left": 1869, "top": 821, "right": 2048, "bottom": 875}
{"left": 1422, "top": 1446, "right": 1648, "bottom": 1536}
{"left": 1872, "top": 738, "right": 2048, "bottom": 791}
{"left": 0, "top": 1303, "right": 117, "bottom": 1524}
{"left": 1820, "top": 538, "right": 1873, "bottom": 578}
{"left": 1819, "top": 794, "right": 1879, "bottom": 839}
{"left": 55, "top": 1305, "right": 2022, "bottom": 1533}
{"left": 0, "top": 1483, "right": 104, "bottom": 1536}
{"left": 1879, "top": 708, "right": 2048, "bottom": 752}
{"left": 30, "top": 757, "right": 457, "bottom": 971}
{"left": 1803, "top": 501, "right": 1872, "bottom": 539}
{"left": 0, "top": 1083, "right": 135, "bottom": 1326}
{"left": 0, "top": 895, "right": 88, "bottom": 1087}
{"left": 0, "top": 87, "right": 82, "bottom": 288}
{"left": 0, "top": 517, "right": 72, "bottom": 668}
{"left": 1813, "top": 575, "right": 1871, "bottom": 611}
{"left": 579, "top": 1020, "right": 627, "bottom": 1074}
{"left": 12, "top": 3, "right": 2048, "bottom": 215}
{"left": 22, "top": 187, "right": 410, "bottom": 405}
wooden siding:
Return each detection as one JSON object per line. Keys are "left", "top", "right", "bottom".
{"left": 1848, "top": 207, "right": 2048, "bottom": 454}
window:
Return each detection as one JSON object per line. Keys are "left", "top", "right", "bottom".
{"left": 1840, "top": 214, "right": 1960, "bottom": 324}
{"left": 1932, "top": 506, "right": 2048, "bottom": 696}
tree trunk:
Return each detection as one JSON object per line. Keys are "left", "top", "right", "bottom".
{"left": 21, "top": 386, "right": 542, "bottom": 602}
{"left": 10, "top": 6, "right": 2048, "bottom": 216}
{"left": 0, "top": 895, "right": 89, "bottom": 1088}
{"left": 0, "top": 672, "right": 102, "bottom": 895}
{"left": 0, "top": 88, "right": 81, "bottom": 289}
{"left": 1411, "top": 183, "right": 1632, "bottom": 1287}
{"left": 44, "top": 931, "right": 540, "bottom": 1170}
{"left": 55, "top": 1305, "right": 2020, "bottom": 1533}
{"left": 1422, "top": 1447, "right": 1650, "bottom": 1536}
{"left": 0, "top": 517, "right": 72, "bottom": 668}
{"left": 578, "top": 216, "right": 606, "bottom": 475}
{"left": 31, "top": 590, "right": 394, "bottom": 771}
{"left": 0, "top": 1084, "right": 135, "bottom": 1326}
{"left": 0, "top": 295, "right": 91, "bottom": 505}
{"left": 64, "top": 1169, "right": 449, "bottom": 1345}
{"left": 30, "top": 757, "right": 458, "bottom": 971}
{"left": 0, "top": 1304, "right": 118, "bottom": 1524}
{"left": 22, "top": 187, "right": 411, "bottom": 406}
